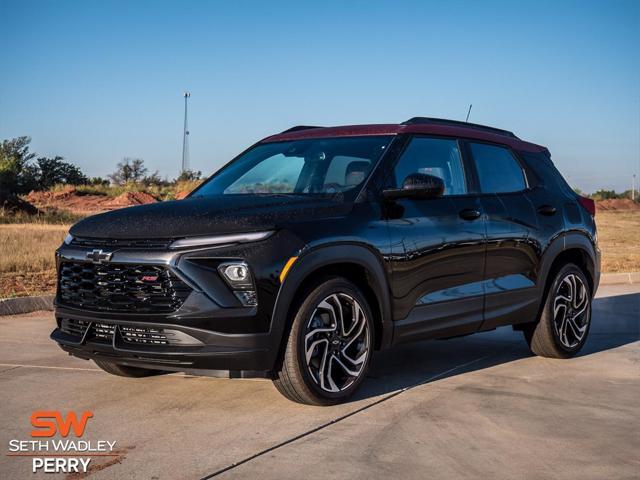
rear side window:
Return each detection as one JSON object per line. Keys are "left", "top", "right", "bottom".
{"left": 469, "top": 143, "right": 526, "bottom": 193}
{"left": 520, "top": 151, "right": 574, "bottom": 196}
{"left": 392, "top": 137, "right": 467, "bottom": 195}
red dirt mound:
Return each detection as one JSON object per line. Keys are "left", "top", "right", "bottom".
{"left": 596, "top": 199, "right": 640, "bottom": 211}
{"left": 104, "top": 191, "right": 157, "bottom": 208}
{"left": 25, "top": 188, "right": 158, "bottom": 214}
{"left": 175, "top": 190, "right": 190, "bottom": 200}
{"left": 26, "top": 186, "right": 77, "bottom": 204}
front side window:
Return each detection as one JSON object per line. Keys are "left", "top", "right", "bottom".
{"left": 469, "top": 143, "right": 526, "bottom": 193}
{"left": 391, "top": 137, "right": 467, "bottom": 195}
{"left": 194, "top": 136, "right": 392, "bottom": 200}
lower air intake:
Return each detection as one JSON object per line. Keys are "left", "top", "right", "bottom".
{"left": 58, "top": 318, "right": 171, "bottom": 346}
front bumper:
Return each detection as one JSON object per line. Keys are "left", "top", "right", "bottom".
{"left": 51, "top": 306, "right": 274, "bottom": 376}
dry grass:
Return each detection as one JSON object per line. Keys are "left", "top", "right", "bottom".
{"left": 0, "top": 223, "right": 69, "bottom": 298}
{"left": 0, "top": 211, "right": 638, "bottom": 298}
{"left": 596, "top": 211, "right": 640, "bottom": 273}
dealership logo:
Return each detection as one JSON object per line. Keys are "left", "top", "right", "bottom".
{"left": 86, "top": 249, "right": 113, "bottom": 264}
{"left": 31, "top": 411, "right": 93, "bottom": 437}
{"left": 7, "top": 410, "right": 117, "bottom": 474}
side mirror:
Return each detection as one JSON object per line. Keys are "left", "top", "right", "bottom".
{"left": 382, "top": 173, "right": 445, "bottom": 200}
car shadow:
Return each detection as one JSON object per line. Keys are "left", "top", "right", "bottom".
{"left": 353, "top": 292, "right": 640, "bottom": 402}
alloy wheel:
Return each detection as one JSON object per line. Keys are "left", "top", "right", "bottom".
{"left": 552, "top": 273, "right": 590, "bottom": 349}
{"left": 304, "top": 293, "right": 370, "bottom": 393}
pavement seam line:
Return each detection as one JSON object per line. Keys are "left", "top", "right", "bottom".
{"left": 0, "top": 365, "right": 22, "bottom": 375}
{"left": 199, "top": 354, "right": 490, "bottom": 479}
{"left": 0, "top": 363, "right": 100, "bottom": 372}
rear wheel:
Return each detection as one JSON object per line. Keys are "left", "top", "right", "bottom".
{"left": 524, "top": 263, "right": 592, "bottom": 358}
{"left": 273, "top": 277, "right": 374, "bottom": 405}
{"left": 93, "top": 359, "right": 164, "bottom": 378}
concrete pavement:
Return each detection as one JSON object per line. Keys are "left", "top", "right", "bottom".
{"left": 0, "top": 284, "right": 638, "bottom": 479}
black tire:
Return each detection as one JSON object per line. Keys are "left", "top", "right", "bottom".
{"left": 93, "top": 359, "right": 164, "bottom": 378}
{"left": 273, "top": 277, "right": 374, "bottom": 405}
{"left": 523, "top": 263, "right": 592, "bottom": 358}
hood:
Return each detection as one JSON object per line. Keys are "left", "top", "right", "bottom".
{"left": 69, "top": 194, "right": 352, "bottom": 239}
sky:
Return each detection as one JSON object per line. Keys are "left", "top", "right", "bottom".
{"left": 1, "top": 0, "right": 638, "bottom": 193}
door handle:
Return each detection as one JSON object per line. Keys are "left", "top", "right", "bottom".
{"left": 459, "top": 208, "right": 481, "bottom": 221}
{"left": 537, "top": 205, "right": 557, "bottom": 216}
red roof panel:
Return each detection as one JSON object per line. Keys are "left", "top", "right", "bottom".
{"left": 262, "top": 123, "right": 547, "bottom": 153}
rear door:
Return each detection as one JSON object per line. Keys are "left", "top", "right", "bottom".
{"left": 464, "top": 141, "right": 540, "bottom": 329}
{"left": 384, "top": 136, "right": 487, "bottom": 343}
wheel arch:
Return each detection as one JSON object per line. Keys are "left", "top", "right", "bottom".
{"left": 534, "top": 232, "right": 599, "bottom": 323}
{"left": 269, "top": 243, "right": 393, "bottom": 371}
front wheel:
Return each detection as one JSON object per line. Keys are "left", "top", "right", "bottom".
{"left": 523, "top": 264, "right": 592, "bottom": 358}
{"left": 273, "top": 277, "right": 374, "bottom": 405}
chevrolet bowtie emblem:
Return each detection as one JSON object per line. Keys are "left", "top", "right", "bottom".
{"left": 86, "top": 249, "right": 113, "bottom": 264}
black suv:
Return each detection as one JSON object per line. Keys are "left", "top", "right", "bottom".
{"left": 52, "top": 117, "right": 600, "bottom": 405}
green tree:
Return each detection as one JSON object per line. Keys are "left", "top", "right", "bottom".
{"left": 108, "top": 158, "right": 147, "bottom": 185}
{"left": 142, "top": 171, "right": 169, "bottom": 187}
{"left": 36, "top": 156, "right": 88, "bottom": 188}
{"left": 89, "top": 177, "right": 110, "bottom": 186}
{"left": 592, "top": 189, "right": 620, "bottom": 200}
{"left": 0, "top": 136, "right": 36, "bottom": 195}
{"left": 175, "top": 169, "right": 202, "bottom": 182}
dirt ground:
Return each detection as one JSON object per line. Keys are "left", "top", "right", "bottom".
{"left": 596, "top": 198, "right": 640, "bottom": 212}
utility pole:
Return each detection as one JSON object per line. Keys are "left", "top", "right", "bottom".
{"left": 181, "top": 92, "right": 191, "bottom": 173}
{"left": 633, "top": 174, "right": 636, "bottom": 201}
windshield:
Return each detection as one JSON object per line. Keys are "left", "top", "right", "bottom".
{"left": 193, "top": 136, "right": 393, "bottom": 200}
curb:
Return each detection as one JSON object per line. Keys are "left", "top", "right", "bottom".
{"left": 0, "top": 295, "right": 54, "bottom": 316}
{"left": 599, "top": 272, "right": 640, "bottom": 286}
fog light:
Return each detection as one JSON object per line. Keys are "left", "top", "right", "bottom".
{"left": 218, "top": 262, "right": 253, "bottom": 289}
{"left": 218, "top": 262, "right": 257, "bottom": 306}
{"left": 223, "top": 264, "right": 249, "bottom": 283}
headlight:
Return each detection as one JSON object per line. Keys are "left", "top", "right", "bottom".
{"left": 218, "top": 261, "right": 257, "bottom": 306}
{"left": 63, "top": 233, "right": 74, "bottom": 245}
{"left": 170, "top": 231, "right": 273, "bottom": 249}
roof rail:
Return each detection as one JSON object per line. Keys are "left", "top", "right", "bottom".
{"left": 402, "top": 117, "right": 518, "bottom": 139}
{"left": 280, "top": 125, "right": 324, "bottom": 134}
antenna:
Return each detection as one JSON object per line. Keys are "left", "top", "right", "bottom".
{"left": 465, "top": 104, "right": 473, "bottom": 122}
{"left": 181, "top": 91, "right": 191, "bottom": 173}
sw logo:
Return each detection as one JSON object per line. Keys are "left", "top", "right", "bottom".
{"left": 31, "top": 410, "right": 93, "bottom": 437}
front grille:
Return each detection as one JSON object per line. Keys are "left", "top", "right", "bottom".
{"left": 59, "top": 318, "right": 171, "bottom": 345}
{"left": 70, "top": 237, "right": 173, "bottom": 250}
{"left": 58, "top": 262, "right": 191, "bottom": 313}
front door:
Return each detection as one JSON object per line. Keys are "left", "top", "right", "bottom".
{"left": 383, "top": 136, "right": 487, "bottom": 344}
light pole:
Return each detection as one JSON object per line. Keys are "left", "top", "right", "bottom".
{"left": 181, "top": 92, "right": 191, "bottom": 174}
